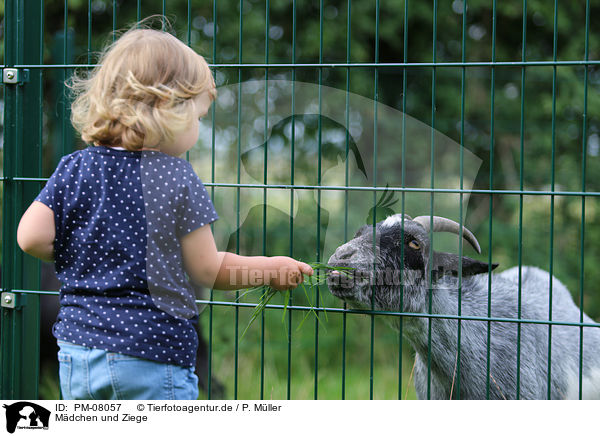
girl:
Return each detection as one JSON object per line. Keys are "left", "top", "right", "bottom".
{"left": 17, "top": 22, "right": 312, "bottom": 400}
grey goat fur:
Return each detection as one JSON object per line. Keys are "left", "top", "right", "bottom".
{"left": 327, "top": 213, "right": 600, "bottom": 399}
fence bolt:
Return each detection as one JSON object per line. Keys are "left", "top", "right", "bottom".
{"left": 1, "top": 292, "right": 17, "bottom": 309}
{"left": 2, "top": 68, "right": 29, "bottom": 85}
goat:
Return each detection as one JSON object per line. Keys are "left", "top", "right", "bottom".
{"left": 327, "top": 213, "right": 600, "bottom": 399}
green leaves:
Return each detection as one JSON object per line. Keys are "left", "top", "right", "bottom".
{"left": 366, "top": 184, "right": 399, "bottom": 225}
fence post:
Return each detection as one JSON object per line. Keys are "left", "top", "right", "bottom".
{"left": 1, "top": 0, "right": 44, "bottom": 399}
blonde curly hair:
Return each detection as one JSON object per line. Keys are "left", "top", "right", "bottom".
{"left": 69, "top": 24, "right": 216, "bottom": 150}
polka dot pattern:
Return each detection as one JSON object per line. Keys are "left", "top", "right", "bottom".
{"left": 35, "top": 146, "right": 218, "bottom": 367}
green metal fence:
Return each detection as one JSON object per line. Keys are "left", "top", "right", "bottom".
{"left": 1, "top": 0, "right": 599, "bottom": 400}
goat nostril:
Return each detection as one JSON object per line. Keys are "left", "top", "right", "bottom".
{"left": 338, "top": 248, "right": 356, "bottom": 260}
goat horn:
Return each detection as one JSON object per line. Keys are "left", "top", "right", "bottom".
{"left": 412, "top": 216, "right": 482, "bottom": 254}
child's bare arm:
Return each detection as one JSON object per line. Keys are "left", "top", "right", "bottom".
{"left": 180, "top": 225, "right": 313, "bottom": 291}
{"left": 17, "top": 201, "right": 56, "bottom": 262}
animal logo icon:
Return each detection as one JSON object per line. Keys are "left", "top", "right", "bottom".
{"left": 3, "top": 402, "right": 50, "bottom": 433}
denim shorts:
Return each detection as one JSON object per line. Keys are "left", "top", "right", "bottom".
{"left": 57, "top": 340, "right": 199, "bottom": 400}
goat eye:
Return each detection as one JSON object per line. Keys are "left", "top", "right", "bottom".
{"left": 408, "top": 240, "right": 421, "bottom": 250}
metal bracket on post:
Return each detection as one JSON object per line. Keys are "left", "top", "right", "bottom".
{"left": 2, "top": 68, "right": 29, "bottom": 85}
{"left": 1, "top": 292, "right": 25, "bottom": 309}
{"left": 1, "top": 0, "right": 43, "bottom": 401}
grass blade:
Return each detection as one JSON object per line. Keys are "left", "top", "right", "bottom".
{"left": 237, "top": 263, "right": 354, "bottom": 341}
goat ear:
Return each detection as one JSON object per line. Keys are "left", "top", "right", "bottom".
{"left": 432, "top": 252, "right": 498, "bottom": 280}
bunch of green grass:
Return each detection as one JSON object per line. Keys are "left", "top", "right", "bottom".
{"left": 238, "top": 262, "right": 354, "bottom": 340}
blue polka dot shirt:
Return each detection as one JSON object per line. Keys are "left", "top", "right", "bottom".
{"left": 35, "top": 146, "right": 219, "bottom": 367}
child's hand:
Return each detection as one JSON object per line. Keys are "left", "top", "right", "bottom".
{"left": 268, "top": 256, "right": 314, "bottom": 291}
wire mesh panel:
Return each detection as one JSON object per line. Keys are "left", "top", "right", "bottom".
{"left": 1, "top": 0, "right": 599, "bottom": 400}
